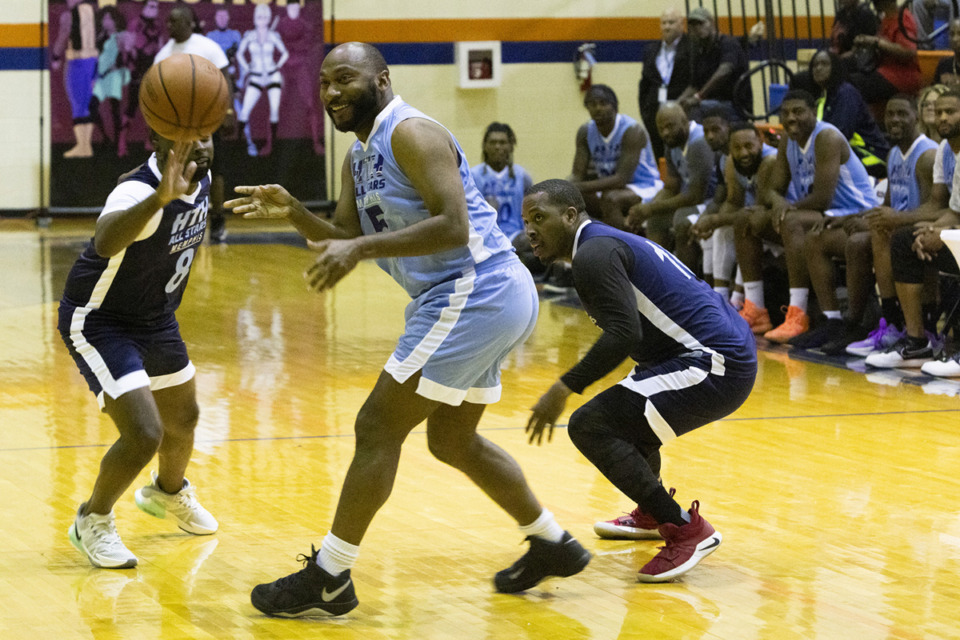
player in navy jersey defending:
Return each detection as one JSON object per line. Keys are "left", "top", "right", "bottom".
{"left": 522, "top": 179, "right": 757, "bottom": 583}
{"left": 227, "top": 42, "right": 588, "bottom": 617}
{"left": 59, "top": 132, "right": 219, "bottom": 569}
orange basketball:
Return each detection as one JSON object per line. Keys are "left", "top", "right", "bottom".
{"left": 139, "top": 53, "right": 230, "bottom": 141}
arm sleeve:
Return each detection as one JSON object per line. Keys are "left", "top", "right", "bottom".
{"left": 933, "top": 144, "right": 946, "bottom": 184}
{"left": 560, "top": 236, "right": 643, "bottom": 394}
{"left": 200, "top": 37, "right": 229, "bottom": 69}
{"left": 101, "top": 181, "right": 157, "bottom": 217}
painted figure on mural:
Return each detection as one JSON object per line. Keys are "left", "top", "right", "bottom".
{"left": 121, "top": 0, "right": 164, "bottom": 158}
{"left": 276, "top": 0, "right": 324, "bottom": 155}
{"left": 51, "top": 0, "right": 99, "bottom": 158}
{"left": 237, "top": 3, "right": 289, "bottom": 157}
{"left": 206, "top": 8, "right": 243, "bottom": 119}
{"left": 90, "top": 6, "right": 132, "bottom": 157}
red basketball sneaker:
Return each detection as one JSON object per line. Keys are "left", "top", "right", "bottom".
{"left": 593, "top": 488, "right": 676, "bottom": 540}
{"left": 637, "top": 500, "right": 721, "bottom": 582}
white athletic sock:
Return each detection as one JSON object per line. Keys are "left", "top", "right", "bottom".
{"left": 713, "top": 286, "right": 730, "bottom": 301}
{"left": 823, "top": 309, "right": 842, "bottom": 320}
{"left": 730, "top": 289, "right": 745, "bottom": 310}
{"left": 519, "top": 508, "right": 565, "bottom": 543}
{"left": 789, "top": 288, "right": 809, "bottom": 311}
{"left": 317, "top": 532, "right": 360, "bottom": 576}
{"left": 744, "top": 281, "right": 765, "bottom": 307}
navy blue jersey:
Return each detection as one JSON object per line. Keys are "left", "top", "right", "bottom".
{"left": 560, "top": 221, "right": 756, "bottom": 393}
{"left": 61, "top": 154, "right": 210, "bottom": 325}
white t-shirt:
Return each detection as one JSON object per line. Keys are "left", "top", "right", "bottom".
{"left": 154, "top": 33, "right": 229, "bottom": 69}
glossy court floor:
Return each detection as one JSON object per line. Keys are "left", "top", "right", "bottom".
{"left": 1, "top": 219, "right": 959, "bottom": 640}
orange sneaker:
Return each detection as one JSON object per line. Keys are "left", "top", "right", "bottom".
{"left": 763, "top": 305, "right": 810, "bottom": 343}
{"left": 739, "top": 300, "right": 773, "bottom": 334}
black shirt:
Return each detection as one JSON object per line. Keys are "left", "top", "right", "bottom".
{"left": 691, "top": 33, "right": 752, "bottom": 108}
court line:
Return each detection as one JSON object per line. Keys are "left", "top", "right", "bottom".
{"left": 2, "top": 407, "right": 958, "bottom": 453}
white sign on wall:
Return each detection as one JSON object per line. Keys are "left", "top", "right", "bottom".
{"left": 456, "top": 41, "right": 501, "bottom": 89}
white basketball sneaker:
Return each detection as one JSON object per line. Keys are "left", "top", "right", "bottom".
{"left": 135, "top": 471, "right": 218, "bottom": 535}
{"left": 68, "top": 506, "right": 138, "bottom": 569}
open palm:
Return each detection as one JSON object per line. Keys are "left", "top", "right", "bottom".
{"left": 226, "top": 184, "right": 296, "bottom": 219}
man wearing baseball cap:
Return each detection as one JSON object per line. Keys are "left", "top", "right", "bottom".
{"left": 679, "top": 6, "right": 753, "bottom": 120}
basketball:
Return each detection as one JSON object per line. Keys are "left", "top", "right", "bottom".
{"left": 139, "top": 53, "right": 230, "bottom": 141}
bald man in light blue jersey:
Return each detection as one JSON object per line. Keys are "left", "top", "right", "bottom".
{"left": 627, "top": 102, "right": 718, "bottom": 272}
{"left": 228, "top": 42, "right": 589, "bottom": 618}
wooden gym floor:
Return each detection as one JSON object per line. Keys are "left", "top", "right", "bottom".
{"left": 1, "top": 218, "right": 959, "bottom": 640}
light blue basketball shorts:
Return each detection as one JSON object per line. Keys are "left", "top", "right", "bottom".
{"left": 385, "top": 253, "right": 538, "bottom": 406}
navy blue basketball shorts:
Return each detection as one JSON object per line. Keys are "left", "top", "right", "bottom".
{"left": 590, "top": 352, "right": 756, "bottom": 445}
{"left": 59, "top": 305, "right": 195, "bottom": 410}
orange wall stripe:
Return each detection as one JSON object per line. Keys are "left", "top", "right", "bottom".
{"left": 322, "top": 16, "right": 833, "bottom": 44}
{"left": 0, "top": 24, "right": 48, "bottom": 48}
{"left": 0, "top": 16, "right": 831, "bottom": 51}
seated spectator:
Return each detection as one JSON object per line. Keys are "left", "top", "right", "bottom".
{"left": 807, "top": 48, "right": 890, "bottom": 177}
{"left": 851, "top": 91, "right": 959, "bottom": 356}
{"left": 692, "top": 122, "right": 780, "bottom": 316}
{"left": 679, "top": 7, "right": 752, "bottom": 121}
{"left": 722, "top": 124, "right": 783, "bottom": 331}
{"left": 638, "top": 8, "right": 693, "bottom": 159}
{"left": 830, "top": 0, "right": 881, "bottom": 58}
{"left": 627, "top": 101, "right": 718, "bottom": 271}
{"left": 798, "top": 95, "right": 938, "bottom": 352}
{"left": 735, "top": 90, "right": 878, "bottom": 343}
{"left": 865, "top": 210, "right": 958, "bottom": 368}
{"left": 471, "top": 122, "right": 533, "bottom": 242}
{"left": 933, "top": 19, "right": 960, "bottom": 87}
{"left": 569, "top": 84, "right": 663, "bottom": 229}
{"left": 921, "top": 228, "right": 960, "bottom": 376}
{"left": 691, "top": 108, "right": 737, "bottom": 297}
{"left": 848, "top": 0, "right": 921, "bottom": 104}
{"left": 918, "top": 84, "right": 950, "bottom": 141}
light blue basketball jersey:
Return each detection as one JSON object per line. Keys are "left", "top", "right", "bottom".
{"left": 470, "top": 162, "right": 531, "bottom": 239}
{"left": 887, "top": 134, "right": 938, "bottom": 212}
{"left": 351, "top": 97, "right": 514, "bottom": 297}
{"left": 666, "top": 121, "right": 717, "bottom": 199}
{"left": 735, "top": 143, "right": 777, "bottom": 206}
{"left": 587, "top": 113, "right": 662, "bottom": 190}
{"left": 934, "top": 139, "right": 958, "bottom": 194}
{"left": 786, "top": 121, "right": 878, "bottom": 215}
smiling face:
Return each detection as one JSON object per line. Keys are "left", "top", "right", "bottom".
{"left": 521, "top": 191, "right": 580, "bottom": 265}
{"left": 884, "top": 98, "right": 918, "bottom": 147}
{"left": 780, "top": 98, "right": 817, "bottom": 143}
{"left": 729, "top": 128, "right": 764, "bottom": 176}
{"left": 318, "top": 44, "right": 391, "bottom": 140}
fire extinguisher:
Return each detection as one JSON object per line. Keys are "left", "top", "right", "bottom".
{"left": 575, "top": 43, "right": 596, "bottom": 92}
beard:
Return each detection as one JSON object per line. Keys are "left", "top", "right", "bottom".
{"left": 329, "top": 80, "right": 380, "bottom": 133}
